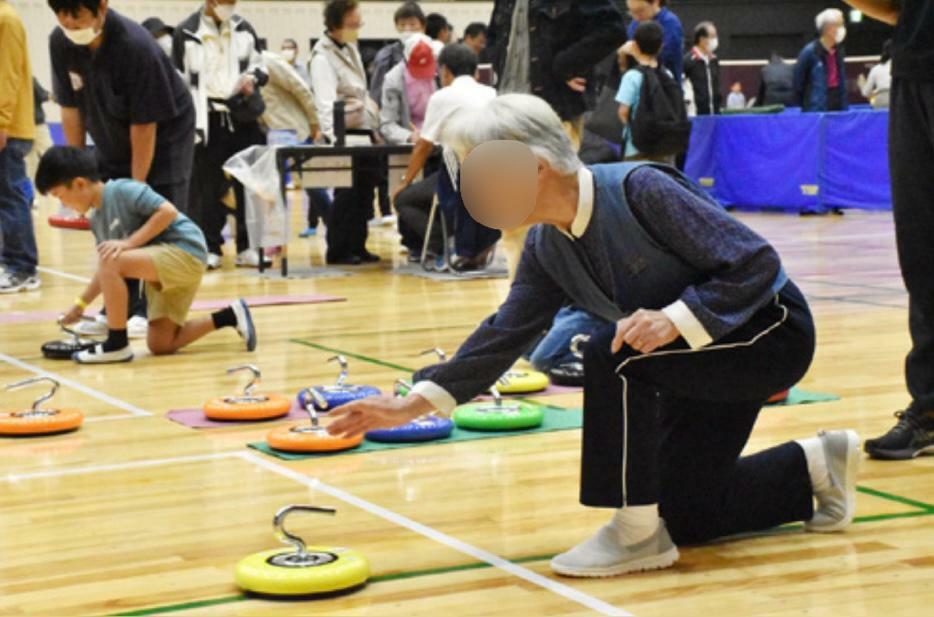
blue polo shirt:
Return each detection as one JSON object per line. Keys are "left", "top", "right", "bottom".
{"left": 50, "top": 9, "right": 194, "bottom": 186}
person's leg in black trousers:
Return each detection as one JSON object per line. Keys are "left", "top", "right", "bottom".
{"left": 395, "top": 171, "right": 441, "bottom": 255}
{"left": 197, "top": 113, "right": 235, "bottom": 257}
{"left": 229, "top": 119, "right": 267, "bottom": 256}
{"left": 866, "top": 79, "right": 934, "bottom": 459}
{"left": 327, "top": 153, "right": 380, "bottom": 264}
{"left": 377, "top": 154, "right": 391, "bottom": 218}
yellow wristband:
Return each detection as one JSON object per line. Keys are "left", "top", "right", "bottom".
{"left": 74, "top": 297, "right": 88, "bottom": 310}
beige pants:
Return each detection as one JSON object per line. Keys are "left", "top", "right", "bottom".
{"left": 142, "top": 245, "right": 207, "bottom": 326}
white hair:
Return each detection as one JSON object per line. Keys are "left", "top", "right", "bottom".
{"left": 445, "top": 94, "right": 581, "bottom": 174}
{"left": 815, "top": 8, "right": 844, "bottom": 33}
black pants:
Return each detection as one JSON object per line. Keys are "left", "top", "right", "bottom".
{"left": 581, "top": 282, "right": 816, "bottom": 545}
{"left": 190, "top": 112, "right": 266, "bottom": 255}
{"left": 326, "top": 153, "right": 380, "bottom": 260}
{"left": 396, "top": 171, "right": 447, "bottom": 254}
{"left": 890, "top": 79, "right": 934, "bottom": 412}
{"left": 305, "top": 189, "right": 331, "bottom": 228}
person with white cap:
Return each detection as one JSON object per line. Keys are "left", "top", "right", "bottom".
{"left": 327, "top": 93, "right": 861, "bottom": 578}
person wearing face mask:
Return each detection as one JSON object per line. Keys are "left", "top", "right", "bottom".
{"left": 793, "top": 8, "right": 849, "bottom": 112}
{"left": 379, "top": 34, "right": 437, "bottom": 145}
{"left": 279, "top": 38, "right": 309, "bottom": 84}
{"left": 173, "top": 0, "right": 270, "bottom": 270}
{"left": 310, "top": 0, "right": 383, "bottom": 265}
{"left": 369, "top": 2, "right": 426, "bottom": 105}
{"left": 47, "top": 0, "right": 196, "bottom": 332}
{"left": 683, "top": 21, "right": 721, "bottom": 116}
{"left": 141, "top": 17, "right": 174, "bottom": 58}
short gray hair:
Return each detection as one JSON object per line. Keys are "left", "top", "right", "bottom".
{"left": 815, "top": 8, "right": 844, "bottom": 33}
{"left": 445, "top": 94, "right": 581, "bottom": 174}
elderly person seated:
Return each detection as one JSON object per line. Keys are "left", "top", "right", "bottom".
{"left": 328, "top": 93, "right": 861, "bottom": 578}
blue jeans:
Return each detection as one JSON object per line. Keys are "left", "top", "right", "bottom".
{"left": 528, "top": 306, "right": 608, "bottom": 372}
{"left": 0, "top": 138, "right": 38, "bottom": 276}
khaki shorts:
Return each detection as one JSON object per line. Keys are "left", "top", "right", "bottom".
{"left": 142, "top": 245, "right": 206, "bottom": 326}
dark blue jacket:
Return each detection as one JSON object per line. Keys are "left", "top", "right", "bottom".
{"left": 793, "top": 40, "right": 848, "bottom": 112}
{"left": 628, "top": 7, "right": 684, "bottom": 81}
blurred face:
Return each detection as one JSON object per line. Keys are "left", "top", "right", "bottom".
{"left": 207, "top": 0, "right": 236, "bottom": 22}
{"left": 280, "top": 42, "right": 298, "bottom": 62}
{"left": 396, "top": 16, "right": 424, "bottom": 34}
{"left": 49, "top": 179, "right": 95, "bottom": 214}
{"left": 822, "top": 19, "right": 844, "bottom": 43}
{"left": 439, "top": 65, "right": 455, "bottom": 87}
{"left": 465, "top": 32, "right": 486, "bottom": 54}
{"left": 54, "top": 0, "right": 108, "bottom": 46}
{"left": 461, "top": 141, "right": 541, "bottom": 231}
{"left": 626, "top": 0, "right": 658, "bottom": 23}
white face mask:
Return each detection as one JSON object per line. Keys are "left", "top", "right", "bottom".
{"left": 708, "top": 37, "right": 719, "bottom": 53}
{"left": 281, "top": 48, "right": 297, "bottom": 62}
{"left": 835, "top": 27, "right": 846, "bottom": 44}
{"left": 157, "top": 34, "right": 173, "bottom": 57}
{"left": 213, "top": 3, "right": 234, "bottom": 23}
{"left": 63, "top": 25, "right": 100, "bottom": 46}
{"left": 399, "top": 30, "right": 418, "bottom": 45}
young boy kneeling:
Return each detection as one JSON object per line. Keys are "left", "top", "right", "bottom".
{"left": 36, "top": 146, "right": 257, "bottom": 364}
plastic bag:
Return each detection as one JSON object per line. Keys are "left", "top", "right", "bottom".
{"left": 222, "top": 145, "right": 288, "bottom": 249}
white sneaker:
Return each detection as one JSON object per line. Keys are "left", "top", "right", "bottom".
{"left": 550, "top": 520, "right": 679, "bottom": 578}
{"left": 73, "top": 344, "right": 134, "bottom": 364}
{"left": 127, "top": 315, "right": 149, "bottom": 339}
{"left": 806, "top": 429, "right": 860, "bottom": 533}
{"left": 73, "top": 315, "right": 108, "bottom": 337}
{"left": 206, "top": 253, "right": 223, "bottom": 270}
{"left": 235, "top": 250, "right": 272, "bottom": 268}
{"left": 0, "top": 273, "right": 41, "bottom": 294}
{"left": 230, "top": 299, "right": 257, "bottom": 351}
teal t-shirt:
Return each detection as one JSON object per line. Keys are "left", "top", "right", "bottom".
{"left": 91, "top": 179, "right": 207, "bottom": 263}
{"left": 615, "top": 68, "right": 644, "bottom": 158}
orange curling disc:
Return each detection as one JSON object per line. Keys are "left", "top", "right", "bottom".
{"left": 203, "top": 394, "right": 292, "bottom": 421}
{"left": 0, "top": 408, "right": 84, "bottom": 436}
{"left": 266, "top": 425, "right": 363, "bottom": 453}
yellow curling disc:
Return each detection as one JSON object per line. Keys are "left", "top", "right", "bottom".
{"left": 497, "top": 370, "right": 549, "bottom": 394}
{"left": 235, "top": 546, "right": 369, "bottom": 597}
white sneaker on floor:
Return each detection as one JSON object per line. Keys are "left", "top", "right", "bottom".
{"left": 206, "top": 253, "right": 223, "bottom": 270}
{"left": 806, "top": 429, "right": 861, "bottom": 533}
{"left": 73, "top": 344, "right": 134, "bottom": 364}
{"left": 235, "top": 250, "right": 272, "bottom": 268}
{"left": 127, "top": 315, "right": 149, "bottom": 339}
{"left": 230, "top": 299, "right": 257, "bottom": 351}
{"left": 73, "top": 315, "right": 108, "bottom": 337}
{"left": 0, "top": 273, "right": 41, "bottom": 294}
{"left": 550, "top": 520, "right": 679, "bottom": 578}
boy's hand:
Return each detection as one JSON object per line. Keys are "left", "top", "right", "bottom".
{"left": 98, "top": 240, "right": 132, "bottom": 261}
{"left": 60, "top": 305, "right": 84, "bottom": 326}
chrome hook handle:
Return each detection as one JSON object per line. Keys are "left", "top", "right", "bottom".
{"left": 6, "top": 376, "right": 60, "bottom": 412}
{"left": 304, "top": 392, "right": 326, "bottom": 424}
{"left": 227, "top": 365, "right": 261, "bottom": 397}
{"left": 273, "top": 504, "right": 336, "bottom": 556}
{"left": 570, "top": 334, "right": 590, "bottom": 360}
{"left": 328, "top": 355, "right": 349, "bottom": 387}
{"left": 488, "top": 385, "right": 503, "bottom": 408}
{"left": 419, "top": 348, "right": 447, "bottom": 362}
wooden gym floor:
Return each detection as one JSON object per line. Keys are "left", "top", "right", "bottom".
{"left": 1, "top": 197, "right": 932, "bottom": 617}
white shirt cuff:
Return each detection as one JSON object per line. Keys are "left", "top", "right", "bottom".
{"left": 410, "top": 381, "right": 458, "bottom": 415}
{"left": 662, "top": 300, "right": 713, "bottom": 349}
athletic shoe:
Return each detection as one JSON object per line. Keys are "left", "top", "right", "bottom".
{"left": 550, "top": 520, "right": 679, "bottom": 578}
{"left": 0, "top": 273, "right": 41, "bottom": 294}
{"left": 73, "top": 344, "right": 134, "bottom": 364}
{"left": 299, "top": 227, "right": 318, "bottom": 238}
{"left": 864, "top": 408, "right": 934, "bottom": 460}
{"left": 806, "top": 429, "right": 860, "bottom": 533}
{"left": 206, "top": 253, "right": 223, "bottom": 270}
{"left": 127, "top": 315, "right": 149, "bottom": 339}
{"left": 235, "top": 250, "right": 272, "bottom": 268}
{"left": 74, "top": 314, "right": 108, "bottom": 337}
{"left": 549, "top": 362, "right": 585, "bottom": 387}
{"left": 357, "top": 251, "right": 380, "bottom": 263}
{"left": 231, "top": 299, "right": 257, "bottom": 351}
{"left": 326, "top": 253, "right": 363, "bottom": 266}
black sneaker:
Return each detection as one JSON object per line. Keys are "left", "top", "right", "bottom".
{"left": 864, "top": 408, "right": 934, "bottom": 460}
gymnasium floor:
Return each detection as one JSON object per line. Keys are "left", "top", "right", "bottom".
{"left": 1, "top": 198, "right": 933, "bottom": 617}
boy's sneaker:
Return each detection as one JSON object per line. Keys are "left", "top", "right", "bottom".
{"left": 231, "top": 299, "right": 257, "bottom": 351}
{"left": 235, "top": 250, "right": 272, "bottom": 268}
{"left": 864, "top": 408, "right": 934, "bottom": 460}
{"left": 206, "top": 253, "right": 223, "bottom": 270}
{"left": 127, "top": 315, "right": 149, "bottom": 339}
{"left": 73, "top": 344, "right": 134, "bottom": 364}
{"left": 0, "top": 273, "right": 40, "bottom": 294}
{"left": 806, "top": 429, "right": 860, "bottom": 533}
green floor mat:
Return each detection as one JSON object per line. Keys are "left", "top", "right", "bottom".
{"left": 248, "top": 407, "right": 583, "bottom": 460}
{"left": 768, "top": 387, "right": 840, "bottom": 406}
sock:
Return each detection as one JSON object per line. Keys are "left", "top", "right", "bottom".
{"left": 611, "top": 504, "right": 660, "bottom": 545}
{"left": 212, "top": 307, "right": 237, "bottom": 330}
{"left": 796, "top": 436, "right": 831, "bottom": 495}
{"left": 102, "top": 328, "right": 128, "bottom": 352}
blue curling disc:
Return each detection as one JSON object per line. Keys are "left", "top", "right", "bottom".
{"left": 365, "top": 415, "right": 454, "bottom": 443}
{"left": 297, "top": 385, "right": 381, "bottom": 413}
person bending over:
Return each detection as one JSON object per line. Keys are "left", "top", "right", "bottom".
{"left": 36, "top": 146, "right": 257, "bottom": 364}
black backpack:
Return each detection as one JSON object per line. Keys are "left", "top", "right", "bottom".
{"left": 630, "top": 65, "right": 691, "bottom": 157}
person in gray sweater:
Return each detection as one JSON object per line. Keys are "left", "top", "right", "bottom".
{"left": 328, "top": 94, "right": 860, "bottom": 578}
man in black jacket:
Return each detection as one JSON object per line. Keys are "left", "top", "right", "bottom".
{"left": 683, "top": 21, "right": 721, "bottom": 116}
{"left": 757, "top": 53, "right": 796, "bottom": 107}
{"left": 483, "top": 0, "right": 627, "bottom": 148}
